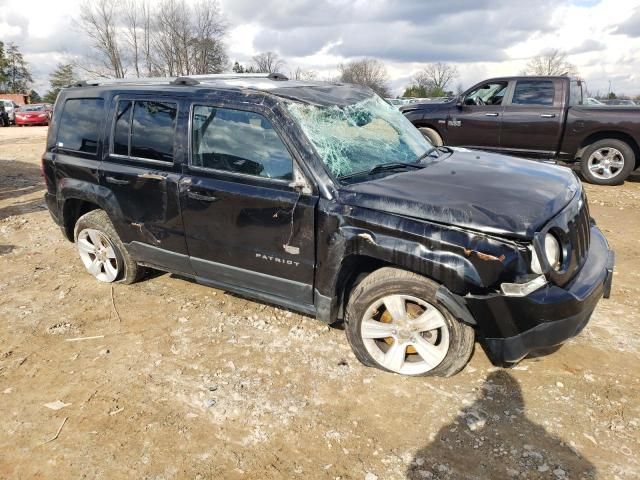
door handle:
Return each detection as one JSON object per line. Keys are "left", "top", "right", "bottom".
{"left": 138, "top": 172, "right": 167, "bottom": 181}
{"left": 105, "top": 176, "right": 130, "bottom": 185}
{"left": 485, "top": 113, "right": 499, "bottom": 117}
{"left": 187, "top": 191, "right": 217, "bottom": 202}
{"left": 540, "top": 113, "right": 556, "bottom": 118}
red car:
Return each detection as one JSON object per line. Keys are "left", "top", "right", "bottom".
{"left": 15, "top": 104, "right": 51, "bottom": 126}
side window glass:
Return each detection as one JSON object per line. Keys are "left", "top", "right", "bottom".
{"left": 113, "top": 100, "right": 132, "bottom": 156}
{"left": 569, "top": 81, "right": 582, "bottom": 106}
{"left": 191, "top": 106, "right": 293, "bottom": 181}
{"left": 130, "top": 101, "right": 177, "bottom": 162}
{"left": 512, "top": 81, "right": 555, "bottom": 106}
{"left": 464, "top": 82, "right": 508, "bottom": 106}
{"left": 57, "top": 98, "right": 104, "bottom": 154}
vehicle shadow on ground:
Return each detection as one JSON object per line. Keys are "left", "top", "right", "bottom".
{"left": 0, "top": 198, "right": 47, "bottom": 221}
{"left": 405, "top": 371, "right": 596, "bottom": 479}
{"left": 168, "top": 272, "right": 336, "bottom": 325}
{"left": 0, "top": 244, "right": 15, "bottom": 255}
{"left": 627, "top": 171, "right": 640, "bottom": 182}
{"left": 0, "top": 159, "right": 46, "bottom": 220}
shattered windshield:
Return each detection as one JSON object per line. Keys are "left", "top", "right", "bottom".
{"left": 286, "top": 94, "right": 432, "bottom": 180}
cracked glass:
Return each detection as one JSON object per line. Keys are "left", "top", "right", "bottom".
{"left": 286, "top": 95, "right": 432, "bottom": 179}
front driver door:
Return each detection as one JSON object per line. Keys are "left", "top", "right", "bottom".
{"left": 180, "top": 102, "right": 318, "bottom": 307}
{"left": 445, "top": 81, "right": 508, "bottom": 149}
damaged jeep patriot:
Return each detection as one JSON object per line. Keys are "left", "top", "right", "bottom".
{"left": 43, "top": 74, "right": 615, "bottom": 376}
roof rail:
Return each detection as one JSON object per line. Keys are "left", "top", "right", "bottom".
{"left": 68, "top": 73, "right": 290, "bottom": 88}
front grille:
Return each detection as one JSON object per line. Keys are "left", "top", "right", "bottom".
{"left": 569, "top": 194, "right": 591, "bottom": 272}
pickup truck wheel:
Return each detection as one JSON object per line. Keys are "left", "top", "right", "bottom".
{"left": 344, "top": 268, "right": 474, "bottom": 377}
{"left": 74, "top": 210, "right": 144, "bottom": 284}
{"left": 581, "top": 139, "right": 635, "bottom": 185}
{"left": 418, "top": 127, "right": 443, "bottom": 147}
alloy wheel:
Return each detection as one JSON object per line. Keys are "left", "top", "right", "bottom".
{"left": 588, "top": 147, "right": 625, "bottom": 180}
{"left": 77, "top": 228, "right": 120, "bottom": 282}
{"left": 360, "top": 294, "right": 450, "bottom": 375}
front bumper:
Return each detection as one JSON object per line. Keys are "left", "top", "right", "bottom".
{"left": 465, "top": 226, "right": 613, "bottom": 363}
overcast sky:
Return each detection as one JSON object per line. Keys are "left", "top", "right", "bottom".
{"left": 2, "top": 0, "right": 640, "bottom": 97}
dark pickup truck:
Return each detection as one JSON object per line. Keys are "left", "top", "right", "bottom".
{"left": 401, "top": 76, "right": 640, "bottom": 185}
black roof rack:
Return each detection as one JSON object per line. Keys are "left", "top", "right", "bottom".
{"left": 171, "top": 76, "right": 199, "bottom": 86}
{"left": 267, "top": 72, "right": 288, "bottom": 81}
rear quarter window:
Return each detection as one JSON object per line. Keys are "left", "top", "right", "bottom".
{"left": 57, "top": 98, "right": 104, "bottom": 154}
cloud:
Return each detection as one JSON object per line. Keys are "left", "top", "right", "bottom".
{"left": 613, "top": 7, "right": 640, "bottom": 36}
{"left": 568, "top": 39, "right": 606, "bottom": 54}
{"left": 240, "top": 0, "right": 556, "bottom": 63}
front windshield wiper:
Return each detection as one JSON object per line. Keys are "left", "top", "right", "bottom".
{"left": 338, "top": 161, "right": 423, "bottom": 181}
{"left": 368, "top": 162, "right": 424, "bottom": 175}
{"left": 415, "top": 145, "right": 454, "bottom": 163}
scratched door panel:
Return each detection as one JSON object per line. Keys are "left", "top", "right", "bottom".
{"left": 180, "top": 173, "right": 317, "bottom": 297}
{"left": 100, "top": 97, "right": 189, "bottom": 256}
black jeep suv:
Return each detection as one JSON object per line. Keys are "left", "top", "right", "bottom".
{"left": 43, "top": 74, "right": 614, "bottom": 376}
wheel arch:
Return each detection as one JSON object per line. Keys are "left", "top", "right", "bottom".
{"left": 58, "top": 180, "right": 124, "bottom": 241}
{"left": 321, "top": 228, "right": 487, "bottom": 324}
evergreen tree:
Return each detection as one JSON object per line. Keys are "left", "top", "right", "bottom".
{"left": 29, "top": 90, "right": 42, "bottom": 103}
{"left": 44, "top": 64, "right": 76, "bottom": 104}
{"left": 0, "top": 42, "right": 8, "bottom": 91}
{"left": 5, "top": 43, "right": 32, "bottom": 93}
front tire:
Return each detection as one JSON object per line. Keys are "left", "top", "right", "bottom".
{"left": 74, "top": 210, "right": 144, "bottom": 284}
{"left": 580, "top": 139, "right": 635, "bottom": 185}
{"left": 418, "top": 127, "right": 443, "bottom": 147}
{"left": 345, "top": 268, "right": 474, "bottom": 377}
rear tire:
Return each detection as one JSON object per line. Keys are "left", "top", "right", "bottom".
{"left": 580, "top": 139, "right": 635, "bottom": 185}
{"left": 74, "top": 210, "right": 144, "bottom": 284}
{"left": 344, "top": 267, "right": 475, "bottom": 377}
{"left": 418, "top": 127, "right": 443, "bottom": 147}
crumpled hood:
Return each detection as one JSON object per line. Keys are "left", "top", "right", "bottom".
{"left": 338, "top": 149, "right": 580, "bottom": 239}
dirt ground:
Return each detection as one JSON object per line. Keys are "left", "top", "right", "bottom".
{"left": 0, "top": 126, "right": 638, "bottom": 480}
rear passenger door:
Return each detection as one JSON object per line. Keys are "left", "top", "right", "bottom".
{"left": 500, "top": 79, "right": 564, "bottom": 157}
{"left": 100, "top": 96, "right": 191, "bottom": 272}
{"left": 180, "top": 102, "right": 318, "bottom": 307}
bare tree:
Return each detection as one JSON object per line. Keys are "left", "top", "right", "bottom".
{"left": 338, "top": 58, "right": 390, "bottom": 97}
{"left": 123, "top": 0, "right": 142, "bottom": 77}
{"left": 191, "top": 0, "right": 228, "bottom": 74}
{"left": 525, "top": 49, "right": 577, "bottom": 76}
{"left": 290, "top": 66, "right": 317, "bottom": 81}
{"left": 75, "top": 0, "right": 228, "bottom": 79}
{"left": 412, "top": 62, "right": 458, "bottom": 96}
{"left": 139, "top": 1, "right": 154, "bottom": 76}
{"left": 252, "top": 51, "right": 286, "bottom": 74}
{"left": 77, "top": 0, "right": 126, "bottom": 78}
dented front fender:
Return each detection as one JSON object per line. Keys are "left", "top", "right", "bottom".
{"left": 314, "top": 200, "right": 528, "bottom": 322}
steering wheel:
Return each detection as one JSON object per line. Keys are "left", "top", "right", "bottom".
{"left": 475, "top": 96, "right": 485, "bottom": 106}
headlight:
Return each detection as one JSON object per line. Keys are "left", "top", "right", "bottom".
{"left": 530, "top": 233, "right": 562, "bottom": 274}
{"left": 544, "top": 233, "right": 561, "bottom": 270}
